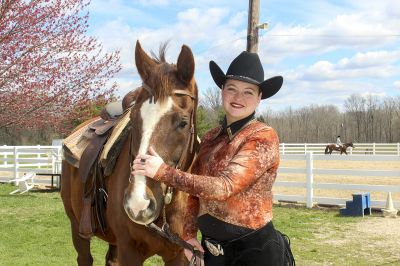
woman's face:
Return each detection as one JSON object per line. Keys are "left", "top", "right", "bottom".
{"left": 222, "top": 79, "right": 262, "bottom": 125}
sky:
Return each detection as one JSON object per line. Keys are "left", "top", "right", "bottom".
{"left": 87, "top": 0, "right": 400, "bottom": 113}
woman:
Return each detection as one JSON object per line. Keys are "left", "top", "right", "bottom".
{"left": 132, "top": 51, "right": 293, "bottom": 265}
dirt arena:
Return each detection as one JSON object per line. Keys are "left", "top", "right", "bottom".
{"left": 275, "top": 159, "right": 400, "bottom": 203}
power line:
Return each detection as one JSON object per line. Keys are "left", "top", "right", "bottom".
{"left": 264, "top": 34, "right": 400, "bottom": 38}
{"left": 196, "top": 33, "right": 400, "bottom": 54}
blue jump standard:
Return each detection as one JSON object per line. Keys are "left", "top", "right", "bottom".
{"left": 340, "top": 193, "right": 372, "bottom": 217}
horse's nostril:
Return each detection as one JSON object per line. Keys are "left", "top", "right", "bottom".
{"left": 143, "top": 208, "right": 154, "bottom": 219}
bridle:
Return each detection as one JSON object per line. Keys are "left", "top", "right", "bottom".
{"left": 128, "top": 83, "right": 203, "bottom": 266}
{"left": 136, "top": 82, "right": 197, "bottom": 171}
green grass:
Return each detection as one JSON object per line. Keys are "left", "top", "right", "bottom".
{"left": 0, "top": 184, "right": 162, "bottom": 266}
{"left": 0, "top": 184, "right": 398, "bottom": 265}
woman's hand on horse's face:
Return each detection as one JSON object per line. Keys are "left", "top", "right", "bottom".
{"left": 131, "top": 146, "right": 164, "bottom": 178}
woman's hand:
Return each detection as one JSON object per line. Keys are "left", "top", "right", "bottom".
{"left": 131, "top": 146, "right": 164, "bottom": 178}
{"left": 184, "top": 238, "right": 204, "bottom": 262}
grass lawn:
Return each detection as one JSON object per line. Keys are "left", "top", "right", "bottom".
{"left": 0, "top": 183, "right": 399, "bottom": 265}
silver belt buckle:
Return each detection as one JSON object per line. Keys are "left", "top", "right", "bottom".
{"left": 204, "top": 240, "right": 224, "bottom": 256}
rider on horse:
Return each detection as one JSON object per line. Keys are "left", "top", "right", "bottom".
{"left": 336, "top": 135, "right": 342, "bottom": 148}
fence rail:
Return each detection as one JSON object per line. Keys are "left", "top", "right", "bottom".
{"left": 275, "top": 153, "right": 400, "bottom": 209}
{"left": 280, "top": 143, "right": 400, "bottom": 155}
{"left": 1, "top": 145, "right": 400, "bottom": 210}
{"left": 0, "top": 146, "right": 62, "bottom": 186}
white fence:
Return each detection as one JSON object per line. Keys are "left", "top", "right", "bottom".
{"left": 275, "top": 153, "right": 400, "bottom": 209}
{"left": 1, "top": 146, "right": 399, "bottom": 210}
{"left": 280, "top": 143, "right": 400, "bottom": 155}
{"left": 0, "top": 145, "right": 62, "bottom": 185}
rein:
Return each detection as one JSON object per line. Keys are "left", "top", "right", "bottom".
{"left": 129, "top": 83, "right": 203, "bottom": 265}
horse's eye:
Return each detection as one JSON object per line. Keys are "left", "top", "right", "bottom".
{"left": 178, "top": 120, "right": 188, "bottom": 128}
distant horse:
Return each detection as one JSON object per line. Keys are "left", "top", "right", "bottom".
{"left": 324, "top": 142, "right": 354, "bottom": 155}
{"left": 61, "top": 41, "right": 198, "bottom": 265}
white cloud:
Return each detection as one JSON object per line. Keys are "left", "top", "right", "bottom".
{"left": 337, "top": 51, "right": 400, "bottom": 69}
{"left": 258, "top": 2, "right": 400, "bottom": 64}
{"left": 87, "top": 0, "right": 400, "bottom": 108}
{"left": 385, "top": 0, "right": 400, "bottom": 18}
{"left": 394, "top": 81, "right": 400, "bottom": 90}
{"left": 296, "top": 49, "right": 400, "bottom": 81}
{"left": 89, "top": 0, "right": 146, "bottom": 18}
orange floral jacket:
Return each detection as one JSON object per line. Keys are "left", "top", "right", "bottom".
{"left": 154, "top": 120, "right": 280, "bottom": 240}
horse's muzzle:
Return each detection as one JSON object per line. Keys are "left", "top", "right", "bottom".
{"left": 123, "top": 184, "right": 163, "bottom": 225}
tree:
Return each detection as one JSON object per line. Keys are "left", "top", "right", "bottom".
{"left": 0, "top": 0, "right": 121, "bottom": 135}
{"left": 200, "top": 86, "right": 222, "bottom": 111}
{"left": 196, "top": 86, "right": 224, "bottom": 138}
{"left": 344, "top": 94, "right": 366, "bottom": 141}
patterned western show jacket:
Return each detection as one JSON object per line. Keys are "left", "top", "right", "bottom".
{"left": 153, "top": 119, "right": 280, "bottom": 240}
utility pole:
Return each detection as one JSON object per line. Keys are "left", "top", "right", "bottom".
{"left": 247, "top": 0, "right": 260, "bottom": 53}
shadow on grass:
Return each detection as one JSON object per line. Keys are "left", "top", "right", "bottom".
{"left": 31, "top": 187, "right": 60, "bottom": 193}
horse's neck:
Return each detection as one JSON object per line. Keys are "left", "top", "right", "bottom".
{"left": 166, "top": 190, "right": 188, "bottom": 237}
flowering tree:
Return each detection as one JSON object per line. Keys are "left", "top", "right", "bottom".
{"left": 0, "top": 0, "right": 121, "bottom": 135}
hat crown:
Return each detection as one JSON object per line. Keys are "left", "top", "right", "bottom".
{"left": 226, "top": 51, "right": 264, "bottom": 85}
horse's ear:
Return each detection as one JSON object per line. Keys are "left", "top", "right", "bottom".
{"left": 135, "top": 40, "right": 157, "bottom": 81}
{"left": 177, "top": 45, "right": 195, "bottom": 84}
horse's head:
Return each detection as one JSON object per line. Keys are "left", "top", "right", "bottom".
{"left": 123, "top": 41, "right": 198, "bottom": 225}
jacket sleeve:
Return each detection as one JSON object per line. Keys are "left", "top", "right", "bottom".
{"left": 153, "top": 128, "right": 279, "bottom": 201}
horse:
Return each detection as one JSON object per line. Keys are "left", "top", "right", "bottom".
{"left": 324, "top": 142, "right": 354, "bottom": 155}
{"left": 61, "top": 40, "right": 199, "bottom": 266}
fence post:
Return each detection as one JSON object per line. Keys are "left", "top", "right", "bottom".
{"left": 397, "top": 143, "right": 399, "bottom": 156}
{"left": 2, "top": 145, "right": 7, "bottom": 168}
{"left": 37, "top": 145, "right": 41, "bottom": 169}
{"left": 373, "top": 143, "right": 376, "bottom": 155}
{"left": 304, "top": 143, "right": 307, "bottom": 154}
{"left": 281, "top": 143, "right": 285, "bottom": 155}
{"left": 306, "top": 152, "right": 314, "bottom": 208}
{"left": 13, "top": 146, "right": 18, "bottom": 179}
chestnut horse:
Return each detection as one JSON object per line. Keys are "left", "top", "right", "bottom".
{"left": 324, "top": 142, "right": 354, "bottom": 155}
{"left": 61, "top": 41, "right": 198, "bottom": 265}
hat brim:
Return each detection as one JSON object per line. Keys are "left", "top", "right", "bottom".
{"left": 209, "top": 61, "right": 283, "bottom": 99}
{"left": 259, "top": 76, "right": 283, "bottom": 99}
{"left": 209, "top": 61, "right": 226, "bottom": 88}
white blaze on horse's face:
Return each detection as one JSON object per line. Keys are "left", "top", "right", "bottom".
{"left": 123, "top": 97, "right": 173, "bottom": 225}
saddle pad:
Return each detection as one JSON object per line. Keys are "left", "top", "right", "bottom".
{"left": 63, "top": 117, "right": 102, "bottom": 162}
{"left": 100, "top": 109, "right": 131, "bottom": 165}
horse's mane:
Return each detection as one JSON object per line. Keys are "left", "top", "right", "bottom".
{"left": 150, "top": 42, "right": 168, "bottom": 63}
{"left": 147, "top": 41, "right": 177, "bottom": 103}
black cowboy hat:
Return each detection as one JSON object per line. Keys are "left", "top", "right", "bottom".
{"left": 209, "top": 51, "right": 283, "bottom": 99}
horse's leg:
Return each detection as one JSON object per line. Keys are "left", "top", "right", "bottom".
{"left": 117, "top": 239, "right": 144, "bottom": 266}
{"left": 61, "top": 161, "right": 93, "bottom": 266}
{"left": 70, "top": 218, "right": 93, "bottom": 266}
{"left": 105, "top": 244, "right": 118, "bottom": 266}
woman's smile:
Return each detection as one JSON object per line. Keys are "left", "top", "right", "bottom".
{"left": 230, "top": 102, "right": 245, "bottom": 108}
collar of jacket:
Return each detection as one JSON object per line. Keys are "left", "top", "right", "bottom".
{"left": 219, "top": 112, "right": 256, "bottom": 140}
